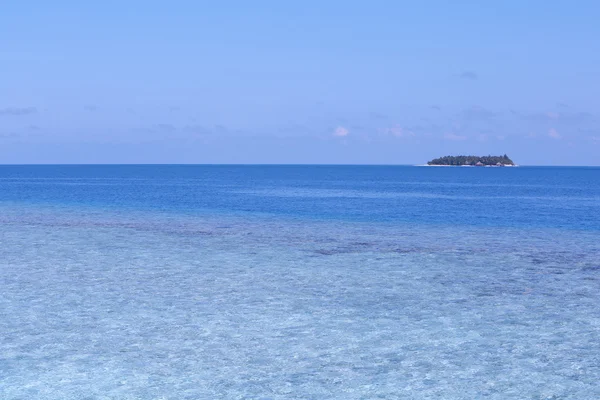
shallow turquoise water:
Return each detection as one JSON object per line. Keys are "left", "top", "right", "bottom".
{"left": 1, "top": 166, "right": 599, "bottom": 399}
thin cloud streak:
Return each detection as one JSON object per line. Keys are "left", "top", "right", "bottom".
{"left": 461, "top": 106, "right": 496, "bottom": 121}
{"left": 458, "top": 71, "right": 478, "bottom": 80}
{"left": 0, "top": 107, "right": 37, "bottom": 116}
{"left": 444, "top": 133, "right": 467, "bottom": 141}
{"left": 380, "top": 125, "right": 414, "bottom": 137}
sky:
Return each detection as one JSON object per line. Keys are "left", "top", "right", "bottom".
{"left": 1, "top": 1, "right": 599, "bottom": 165}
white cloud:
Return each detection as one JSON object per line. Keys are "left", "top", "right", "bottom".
{"left": 496, "top": 135, "right": 506, "bottom": 141}
{"left": 333, "top": 126, "right": 349, "bottom": 137}
{"left": 548, "top": 128, "right": 561, "bottom": 139}
{"left": 380, "top": 125, "right": 414, "bottom": 137}
{"left": 444, "top": 133, "right": 467, "bottom": 141}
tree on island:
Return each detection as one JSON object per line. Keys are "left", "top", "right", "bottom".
{"left": 427, "top": 154, "right": 514, "bottom": 166}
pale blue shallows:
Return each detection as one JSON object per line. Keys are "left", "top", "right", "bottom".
{"left": 1, "top": 165, "right": 599, "bottom": 399}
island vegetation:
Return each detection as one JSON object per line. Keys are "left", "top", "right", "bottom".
{"left": 427, "top": 154, "right": 515, "bottom": 166}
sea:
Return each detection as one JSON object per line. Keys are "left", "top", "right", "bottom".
{"left": 1, "top": 165, "right": 599, "bottom": 399}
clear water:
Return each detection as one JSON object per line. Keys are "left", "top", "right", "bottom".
{"left": 1, "top": 165, "right": 599, "bottom": 399}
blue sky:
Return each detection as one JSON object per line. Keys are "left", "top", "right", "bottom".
{"left": 1, "top": 1, "right": 599, "bottom": 165}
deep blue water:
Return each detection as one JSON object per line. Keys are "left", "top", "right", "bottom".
{"left": 1, "top": 165, "right": 599, "bottom": 399}
{"left": 1, "top": 165, "right": 599, "bottom": 230}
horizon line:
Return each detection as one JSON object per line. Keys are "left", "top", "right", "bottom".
{"left": 0, "top": 163, "right": 598, "bottom": 167}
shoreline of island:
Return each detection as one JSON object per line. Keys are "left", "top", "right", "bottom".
{"left": 417, "top": 164, "right": 519, "bottom": 167}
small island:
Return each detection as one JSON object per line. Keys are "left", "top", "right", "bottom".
{"left": 427, "top": 154, "right": 515, "bottom": 166}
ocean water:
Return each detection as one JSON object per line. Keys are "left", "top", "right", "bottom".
{"left": 1, "top": 165, "right": 599, "bottom": 399}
